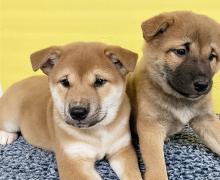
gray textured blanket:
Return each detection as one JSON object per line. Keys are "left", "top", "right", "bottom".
{"left": 0, "top": 116, "right": 220, "bottom": 180}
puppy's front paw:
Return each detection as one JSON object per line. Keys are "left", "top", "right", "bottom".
{"left": 0, "top": 130, "right": 18, "bottom": 146}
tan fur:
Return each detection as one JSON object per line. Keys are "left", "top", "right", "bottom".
{"left": 0, "top": 42, "right": 142, "bottom": 180}
{"left": 128, "top": 11, "right": 220, "bottom": 180}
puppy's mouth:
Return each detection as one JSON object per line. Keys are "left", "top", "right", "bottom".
{"left": 167, "top": 80, "right": 212, "bottom": 99}
{"left": 66, "top": 113, "right": 107, "bottom": 129}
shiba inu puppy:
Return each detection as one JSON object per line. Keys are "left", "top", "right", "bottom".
{"left": 0, "top": 42, "right": 142, "bottom": 180}
{"left": 128, "top": 11, "right": 220, "bottom": 180}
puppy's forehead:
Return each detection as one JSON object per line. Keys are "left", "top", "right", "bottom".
{"left": 52, "top": 42, "right": 118, "bottom": 78}
{"left": 167, "top": 12, "right": 220, "bottom": 46}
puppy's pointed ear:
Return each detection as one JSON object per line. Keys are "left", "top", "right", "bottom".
{"left": 30, "top": 46, "right": 61, "bottom": 75}
{"left": 104, "top": 46, "right": 138, "bottom": 76}
{"left": 141, "top": 13, "right": 174, "bottom": 41}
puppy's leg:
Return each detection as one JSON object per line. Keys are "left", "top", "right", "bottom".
{"left": 56, "top": 149, "right": 101, "bottom": 180}
{"left": 0, "top": 112, "right": 19, "bottom": 146}
{"left": 108, "top": 144, "right": 142, "bottom": 180}
{"left": 190, "top": 114, "right": 220, "bottom": 155}
{"left": 0, "top": 97, "right": 19, "bottom": 146}
{"left": 137, "top": 119, "right": 168, "bottom": 180}
{"left": 0, "top": 115, "right": 19, "bottom": 146}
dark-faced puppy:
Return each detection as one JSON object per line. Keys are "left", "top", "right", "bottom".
{"left": 0, "top": 42, "right": 142, "bottom": 180}
{"left": 128, "top": 11, "right": 220, "bottom": 180}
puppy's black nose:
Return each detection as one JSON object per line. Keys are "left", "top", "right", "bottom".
{"left": 193, "top": 78, "right": 209, "bottom": 92}
{"left": 69, "top": 106, "right": 89, "bottom": 120}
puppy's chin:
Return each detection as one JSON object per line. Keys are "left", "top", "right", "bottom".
{"left": 66, "top": 121, "right": 93, "bottom": 129}
{"left": 64, "top": 120, "right": 95, "bottom": 129}
{"left": 65, "top": 113, "right": 107, "bottom": 129}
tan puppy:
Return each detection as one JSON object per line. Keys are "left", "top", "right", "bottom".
{"left": 128, "top": 11, "right": 220, "bottom": 180}
{"left": 0, "top": 42, "right": 142, "bottom": 180}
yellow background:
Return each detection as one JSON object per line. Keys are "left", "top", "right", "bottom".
{"left": 0, "top": 0, "right": 220, "bottom": 112}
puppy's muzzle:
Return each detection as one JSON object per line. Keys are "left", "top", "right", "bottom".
{"left": 166, "top": 59, "right": 213, "bottom": 98}
{"left": 69, "top": 104, "right": 90, "bottom": 121}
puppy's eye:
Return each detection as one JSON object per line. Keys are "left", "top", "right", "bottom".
{"left": 94, "top": 78, "right": 107, "bottom": 88}
{"left": 171, "top": 48, "right": 187, "bottom": 57}
{"left": 209, "top": 53, "right": 217, "bottom": 62}
{"left": 60, "top": 78, "right": 70, "bottom": 88}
